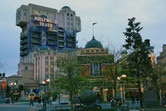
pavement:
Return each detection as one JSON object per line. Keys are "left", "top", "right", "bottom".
{"left": 0, "top": 101, "right": 166, "bottom": 111}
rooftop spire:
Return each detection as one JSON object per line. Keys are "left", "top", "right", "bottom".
{"left": 92, "top": 22, "right": 97, "bottom": 39}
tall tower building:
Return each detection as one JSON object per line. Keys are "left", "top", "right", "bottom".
{"left": 16, "top": 4, "right": 81, "bottom": 62}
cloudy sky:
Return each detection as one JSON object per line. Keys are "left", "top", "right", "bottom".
{"left": 0, "top": 0, "right": 166, "bottom": 76}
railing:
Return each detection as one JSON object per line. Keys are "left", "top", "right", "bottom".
{"left": 58, "top": 34, "right": 64, "bottom": 37}
{"left": 31, "top": 39, "right": 40, "bottom": 43}
{"left": 58, "top": 45, "right": 64, "bottom": 47}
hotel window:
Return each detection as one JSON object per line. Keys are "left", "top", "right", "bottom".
{"left": 38, "top": 11, "right": 40, "bottom": 13}
{"left": 24, "top": 12, "right": 26, "bottom": 16}
{"left": 51, "top": 61, "right": 54, "bottom": 65}
{"left": 101, "top": 49, "right": 105, "bottom": 52}
{"left": 45, "top": 68, "right": 48, "bottom": 72}
{"left": 45, "top": 56, "right": 48, "bottom": 59}
{"left": 86, "top": 50, "right": 90, "bottom": 53}
{"left": 67, "top": 22, "right": 69, "bottom": 25}
{"left": 50, "top": 74, "right": 53, "bottom": 78}
{"left": 96, "top": 50, "right": 99, "bottom": 52}
{"left": 45, "top": 75, "right": 48, "bottom": 79}
{"left": 71, "top": 14, "right": 73, "bottom": 16}
{"left": 71, "top": 18, "right": 73, "bottom": 21}
{"left": 67, "top": 17, "right": 69, "bottom": 20}
{"left": 50, "top": 68, "right": 54, "bottom": 72}
{"left": 91, "top": 50, "right": 94, "bottom": 53}
{"left": 90, "top": 63, "right": 102, "bottom": 76}
{"left": 67, "top": 13, "right": 69, "bottom": 16}
{"left": 78, "top": 23, "right": 80, "bottom": 26}
{"left": 25, "top": 66, "right": 28, "bottom": 70}
{"left": 45, "top": 61, "right": 48, "bottom": 65}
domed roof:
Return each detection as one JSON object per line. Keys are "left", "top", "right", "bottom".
{"left": 85, "top": 37, "right": 103, "bottom": 49}
{"left": 62, "top": 6, "right": 70, "bottom": 9}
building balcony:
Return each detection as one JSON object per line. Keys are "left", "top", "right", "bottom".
{"left": 48, "top": 41, "right": 57, "bottom": 45}
{"left": 67, "top": 40, "right": 76, "bottom": 43}
{"left": 48, "top": 38, "right": 57, "bottom": 40}
{"left": 58, "top": 40, "right": 64, "bottom": 42}
{"left": 31, "top": 38, "right": 41, "bottom": 43}
{"left": 58, "top": 45, "right": 64, "bottom": 47}
{"left": 20, "top": 39, "right": 27, "bottom": 45}
{"left": 31, "top": 27, "right": 41, "bottom": 32}
{"left": 20, "top": 32, "right": 27, "bottom": 40}
{"left": 67, "top": 44, "right": 75, "bottom": 47}
{"left": 48, "top": 35, "right": 57, "bottom": 40}
{"left": 67, "top": 46, "right": 75, "bottom": 48}
{"left": 31, "top": 35, "right": 41, "bottom": 38}
{"left": 58, "top": 28, "right": 64, "bottom": 32}
{"left": 48, "top": 44, "right": 57, "bottom": 46}
{"left": 20, "top": 51, "right": 27, "bottom": 56}
{"left": 20, "top": 46, "right": 27, "bottom": 51}
{"left": 47, "top": 29, "right": 58, "bottom": 33}
{"left": 58, "top": 34, "right": 64, "bottom": 37}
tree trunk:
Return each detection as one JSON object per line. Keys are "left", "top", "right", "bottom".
{"left": 113, "top": 80, "right": 117, "bottom": 106}
{"left": 74, "top": 94, "right": 77, "bottom": 108}
{"left": 70, "top": 92, "right": 73, "bottom": 111}
{"left": 107, "top": 87, "right": 112, "bottom": 101}
{"left": 138, "top": 80, "right": 143, "bottom": 108}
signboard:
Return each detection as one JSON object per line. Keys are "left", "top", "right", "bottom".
{"left": 1, "top": 80, "right": 6, "bottom": 89}
{"left": 29, "top": 92, "right": 36, "bottom": 97}
{"left": 33, "top": 16, "right": 57, "bottom": 28}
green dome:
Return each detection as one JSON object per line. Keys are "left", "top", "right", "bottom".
{"left": 85, "top": 37, "right": 103, "bottom": 48}
{"left": 62, "top": 6, "right": 70, "bottom": 9}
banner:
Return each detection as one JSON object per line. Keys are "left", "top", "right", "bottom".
{"left": 1, "top": 80, "right": 7, "bottom": 89}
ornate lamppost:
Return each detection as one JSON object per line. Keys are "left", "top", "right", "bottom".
{"left": 117, "top": 75, "right": 127, "bottom": 105}
{"left": 121, "top": 74, "right": 127, "bottom": 105}
{"left": 42, "top": 79, "right": 50, "bottom": 111}
{"left": 11, "top": 82, "right": 16, "bottom": 103}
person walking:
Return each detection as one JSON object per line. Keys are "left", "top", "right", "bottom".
{"left": 49, "top": 97, "right": 53, "bottom": 105}
{"left": 42, "top": 97, "right": 45, "bottom": 107}
{"left": 136, "top": 95, "right": 139, "bottom": 103}
{"left": 110, "top": 98, "right": 115, "bottom": 107}
{"left": 29, "top": 97, "right": 34, "bottom": 106}
{"left": 38, "top": 96, "right": 41, "bottom": 103}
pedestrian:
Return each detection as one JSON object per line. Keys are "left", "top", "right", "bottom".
{"left": 132, "top": 95, "right": 135, "bottom": 104}
{"left": 136, "top": 95, "right": 139, "bottom": 103}
{"left": 97, "top": 93, "right": 102, "bottom": 104}
{"left": 29, "top": 97, "right": 33, "bottom": 106}
{"left": 42, "top": 97, "right": 45, "bottom": 107}
{"left": 110, "top": 98, "right": 115, "bottom": 107}
{"left": 38, "top": 96, "right": 41, "bottom": 103}
{"left": 49, "top": 97, "right": 53, "bottom": 105}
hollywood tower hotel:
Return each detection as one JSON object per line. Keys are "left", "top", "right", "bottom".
{"left": 16, "top": 4, "right": 81, "bottom": 84}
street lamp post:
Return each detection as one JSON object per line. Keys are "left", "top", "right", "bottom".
{"left": 11, "top": 82, "right": 16, "bottom": 103}
{"left": 117, "top": 75, "right": 126, "bottom": 105}
{"left": 121, "top": 75, "right": 126, "bottom": 105}
{"left": 42, "top": 79, "right": 50, "bottom": 111}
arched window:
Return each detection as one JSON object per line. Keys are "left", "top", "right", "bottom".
{"left": 40, "top": 15, "right": 47, "bottom": 18}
